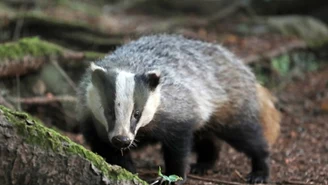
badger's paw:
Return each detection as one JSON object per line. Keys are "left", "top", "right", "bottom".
{"left": 246, "top": 171, "right": 268, "bottom": 184}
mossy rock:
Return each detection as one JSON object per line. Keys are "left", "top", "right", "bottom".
{"left": 0, "top": 105, "right": 147, "bottom": 185}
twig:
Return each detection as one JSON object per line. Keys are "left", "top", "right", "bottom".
{"left": 187, "top": 174, "right": 249, "bottom": 185}
{"left": 149, "top": 179, "right": 159, "bottom": 185}
{"left": 13, "top": 18, "right": 24, "bottom": 40}
{"left": 9, "top": 95, "right": 77, "bottom": 105}
{"left": 12, "top": 4, "right": 27, "bottom": 40}
{"left": 50, "top": 58, "right": 78, "bottom": 92}
{"left": 234, "top": 170, "right": 247, "bottom": 182}
{"left": 16, "top": 75, "right": 21, "bottom": 111}
{"left": 279, "top": 180, "right": 316, "bottom": 185}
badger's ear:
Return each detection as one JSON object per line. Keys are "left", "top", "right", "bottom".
{"left": 90, "top": 63, "right": 107, "bottom": 88}
{"left": 145, "top": 70, "right": 160, "bottom": 90}
{"left": 90, "top": 62, "right": 106, "bottom": 72}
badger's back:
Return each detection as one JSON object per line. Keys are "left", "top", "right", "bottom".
{"left": 92, "top": 35, "right": 258, "bottom": 127}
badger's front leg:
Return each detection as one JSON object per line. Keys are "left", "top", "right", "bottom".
{"left": 161, "top": 127, "right": 193, "bottom": 184}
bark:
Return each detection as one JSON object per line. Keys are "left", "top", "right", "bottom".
{"left": 0, "top": 106, "right": 147, "bottom": 185}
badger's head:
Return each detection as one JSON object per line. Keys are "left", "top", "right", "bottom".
{"left": 86, "top": 62, "right": 161, "bottom": 149}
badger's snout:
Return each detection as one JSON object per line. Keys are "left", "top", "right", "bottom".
{"left": 111, "top": 135, "right": 131, "bottom": 148}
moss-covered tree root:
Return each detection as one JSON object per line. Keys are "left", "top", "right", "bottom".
{"left": 0, "top": 105, "right": 147, "bottom": 185}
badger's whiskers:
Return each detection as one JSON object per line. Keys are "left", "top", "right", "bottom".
{"left": 131, "top": 141, "right": 138, "bottom": 148}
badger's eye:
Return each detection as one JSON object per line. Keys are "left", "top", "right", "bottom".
{"left": 133, "top": 110, "right": 141, "bottom": 119}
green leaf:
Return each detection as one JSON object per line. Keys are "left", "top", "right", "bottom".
{"left": 157, "top": 166, "right": 183, "bottom": 183}
{"left": 158, "top": 166, "right": 164, "bottom": 177}
{"left": 271, "top": 54, "right": 290, "bottom": 76}
{"left": 168, "top": 175, "right": 183, "bottom": 182}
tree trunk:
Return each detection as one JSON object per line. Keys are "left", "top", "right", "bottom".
{"left": 0, "top": 105, "right": 147, "bottom": 185}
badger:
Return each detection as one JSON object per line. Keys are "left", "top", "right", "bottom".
{"left": 77, "top": 34, "right": 281, "bottom": 184}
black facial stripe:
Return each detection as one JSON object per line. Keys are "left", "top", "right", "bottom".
{"left": 131, "top": 75, "right": 151, "bottom": 132}
{"left": 99, "top": 70, "right": 117, "bottom": 132}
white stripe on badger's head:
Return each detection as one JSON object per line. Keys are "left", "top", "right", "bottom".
{"left": 109, "top": 71, "right": 135, "bottom": 141}
{"left": 86, "top": 62, "right": 161, "bottom": 148}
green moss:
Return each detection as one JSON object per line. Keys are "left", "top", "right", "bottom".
{"left": 0, "top": 37, "right": 106, "bottom": 62}
{"left": 0, "top": 37, "right": 64, "bottom": 61}
{"left": 0, "top": 105, "right": 147, "bottom": 184}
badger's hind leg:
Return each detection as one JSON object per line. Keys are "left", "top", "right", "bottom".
{"left": 190, "top": 132, "right": 220, "bottom": 175}
{"left": 219, "top": 120, "right": 270, "bottom": 184}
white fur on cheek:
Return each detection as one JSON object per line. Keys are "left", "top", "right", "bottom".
{"left": 109, "top": 71, "right": 135, "bottom": 140}
{"left": 136, "top": 86, "right": 161, "bottom": 132}
{"left": 86, "top": 84, "right": 108, "bottom": 130}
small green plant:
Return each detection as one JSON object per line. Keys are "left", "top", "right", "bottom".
{"left": 150, "top": 166, "right": 183, "bottom": 185}
{"left": 271, "top": 54, "right": 291, "bottom": 77}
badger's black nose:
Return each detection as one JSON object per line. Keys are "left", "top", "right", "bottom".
{"left": 111, "top": 135, "right": 131, "bottom": 148}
